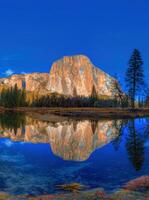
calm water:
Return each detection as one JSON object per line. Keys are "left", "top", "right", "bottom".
{"left": 0, "top": 112, "right": 149, "bottom": 195}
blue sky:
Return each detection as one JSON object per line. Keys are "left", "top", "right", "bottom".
{"left": 0, "top": 0, "right": 149, "bottom": 88}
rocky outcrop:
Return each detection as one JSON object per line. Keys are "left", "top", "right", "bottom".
{"left": 47, "top": 55, "right": 114, "bottom": 97}
{"left": 0, "top": 73, "right": 49, "bottom": 95}
{"left": 0, "top": 55, "right": 115, "bottom": 97}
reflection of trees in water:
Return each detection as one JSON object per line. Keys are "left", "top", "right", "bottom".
{"left": 142, "top": 118, "right": 149, "bottom": 139}
{"left": 0, "top": 112, "right": 25, "bottom": 134}
{"left": 0, "top": 112, "right": 149, "bottom": 169}
{"left": 126, "top": 120, "right": 144, "bottom": 171}
{"left": 112, "top": 118, "right": 148, "bottom": 171}
{"left": 112, "top": 120, "right": 127, "bottom": 151}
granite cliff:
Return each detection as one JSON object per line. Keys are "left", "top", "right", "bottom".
{"left": 0, "top": 55, "right": 115, "bottom": 97}
{"left": 0, "top": 73, "right": 49, "bottom": 95}
{"left": 47, "top": 55, "right": 114, "bottom": 97}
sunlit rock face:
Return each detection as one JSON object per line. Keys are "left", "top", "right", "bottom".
{"left": 0, "top": 117, "right": 122, "bottom": 161}
{"left": 47, "top": 55, "right": 114, "bottom": 97}
{"left": 0, "top": 73, "right": 49, "bottom": 94}
{"left": 0, "top": 55, "right": 115, "bottom": 97}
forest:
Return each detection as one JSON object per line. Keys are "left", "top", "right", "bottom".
{"left": 0, "top": 49, "right": 148, "bottom": 109}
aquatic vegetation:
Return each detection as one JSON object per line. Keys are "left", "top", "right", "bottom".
{"left": 123, "top": 176, "right": 149, "bottom": 192}
{"left": 56, "top": 182, "right": 86, "bottom": 192}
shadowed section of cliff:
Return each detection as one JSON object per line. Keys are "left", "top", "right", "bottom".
{"left": 0, "top": 112, "right": 123, "bottom": 161}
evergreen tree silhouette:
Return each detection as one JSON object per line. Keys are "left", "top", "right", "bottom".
{"left": 91, "top": 85, "right": 98, "bottom": 99}
{"left": 125, "top": 49, "right": 145, "bottom": 108}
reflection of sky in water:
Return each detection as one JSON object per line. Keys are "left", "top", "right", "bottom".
{"left": 0, "top": 139, "right": 91, "bottom": 195}
{"left": 0, "top": 118, "right": 149, "bottom": 195}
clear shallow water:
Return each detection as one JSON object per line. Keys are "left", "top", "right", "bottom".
{"left": 0, "top": 112, "right": 149, "bottom": 195}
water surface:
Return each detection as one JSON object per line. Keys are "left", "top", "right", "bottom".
{"left": 0, "top": 112, "right": 149, "bottom": 195}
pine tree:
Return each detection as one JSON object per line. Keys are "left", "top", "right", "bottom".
{"left": 125, "top": 49, "right": 145, "bottom": 108}
{"left": 0, "top": 85, "right": 27, "bottom": 108}
{"left": 90, "top": 85, "right": 98, "bottom": 106}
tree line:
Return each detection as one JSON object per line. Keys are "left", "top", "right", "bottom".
{"left": 0, "top": 84, "right": 27, "bottom": 107}
{"left": 0, "top": 86, "right": 126, "bottom": 108}
{"left": 0, "top": 48, "right": 148, "bottom": 108}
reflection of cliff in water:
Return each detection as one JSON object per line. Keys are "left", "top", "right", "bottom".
{"left": 47, "top": 120, "right": 123, "bottom": 161}
{"left": 0, "top": 112, "right": 123, "bottom": 161}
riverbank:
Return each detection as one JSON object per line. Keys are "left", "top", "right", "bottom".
{"left": 0, "top": 188, "right": 147, "bottom": 200}
{"left": 2, "top": 107, "right": 149, "bottom": 120}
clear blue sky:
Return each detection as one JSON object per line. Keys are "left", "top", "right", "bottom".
{"left": 0, "top": 0, "right": 149, "bottom": 87}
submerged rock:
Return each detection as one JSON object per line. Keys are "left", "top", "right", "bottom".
{"left": 109, "top": 189, "right": 146, "bottom": 200}
{"left": 123, "top": 176, "right": 149, "bottom": 193}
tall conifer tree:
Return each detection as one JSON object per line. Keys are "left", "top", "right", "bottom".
{"left": 125, "top": 49, "right": 145, "bottom": 108}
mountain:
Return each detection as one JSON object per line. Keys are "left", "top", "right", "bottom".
{"left": 0, "top": 73, "right": 49, "bottom": 95}
{"left": 0, "top": 55, "right": 115, "bottom": 97}
{"left": 47, "top": 55, "right": 114, "bottom": 97}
